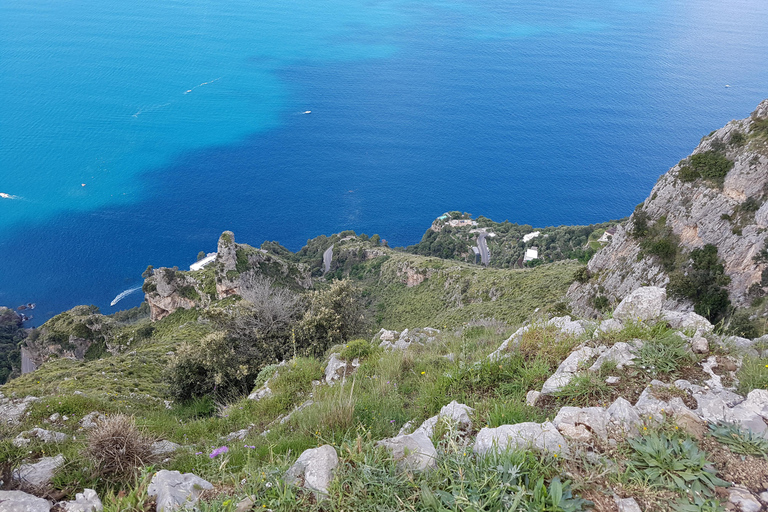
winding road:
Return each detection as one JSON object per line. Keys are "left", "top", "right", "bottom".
{"left": 477, "top": 233, "right": 490, "bottom": 266}
{"left": 323, "top": 244, "right": 334, "bottom": 274}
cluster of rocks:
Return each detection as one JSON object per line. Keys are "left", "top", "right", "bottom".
{"left": 0, "top": 489, "right": 103, "bottom": 512}
{"left": 374, "top": 327, "right": 440, "bottom": 351}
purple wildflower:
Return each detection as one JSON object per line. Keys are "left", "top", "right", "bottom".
{"left": 195, "top": 452, "right": 203, "bottom": 455}
{"left": 209, "top": 446, "right": 229, "bottom": 458}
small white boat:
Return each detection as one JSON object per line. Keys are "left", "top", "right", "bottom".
{"left": 303, "top": 110, "right": 311, "bottom": 114}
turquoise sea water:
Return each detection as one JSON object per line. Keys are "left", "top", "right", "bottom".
{"left": 1, "top": 0, "right": 767, "bottom": 321}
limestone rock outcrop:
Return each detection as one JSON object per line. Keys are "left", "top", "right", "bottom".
{"left": 568, "top": 99, "right": 768, "bottom": 316}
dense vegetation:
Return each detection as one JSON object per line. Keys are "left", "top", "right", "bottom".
{"left": 405, "top": 211, "right": 624, "bottom": 268}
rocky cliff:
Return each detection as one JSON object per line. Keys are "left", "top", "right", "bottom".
{"left": 568, "top": 99, "right": 768, "bottom": 317}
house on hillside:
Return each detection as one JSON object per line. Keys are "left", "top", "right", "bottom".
{"left": 597, "top": 227, "right": 617, "bottom": 244}
{"left": 523, "top": 247, "right": 539, "bottom": 262}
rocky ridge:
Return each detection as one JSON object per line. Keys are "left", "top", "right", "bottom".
{"left": 569, "top": 99, "right": 768, "bottom": 317}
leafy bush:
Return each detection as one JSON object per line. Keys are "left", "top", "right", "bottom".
{"left": 573, "top": 267, "right": 590, "bottom": 284}
{"left": 298, "top": 279, "right": 366, "bottom": 356}
{"left": 627, "top": 433, "right": 729, "bottom": 497}
{"left": 691, "top": 151, "right": 734, "bottom": 182}
{"left": 667, "top": 244, "right": 731, "bottom": 322}
{"left": 86, "top": 414, "right": 157, "bottom": 479}
{"left": 678, "top": 165, "right": 700, "bottom": 182}
{"left": 729, "top": 130, "right": 746, "bottom": 146}
{"left": 724, "top": 310, "right": 759, "bottom": 339}
{"left": 339, "top": 339, "right": 376, "bottom": 361}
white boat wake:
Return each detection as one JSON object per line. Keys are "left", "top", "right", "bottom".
{"left": 0, "top": 192, "right": 19, "bottom": 200}
{"left": 110, "top": 286, "right": 142, "bottom": 307}
{"left": 183, "top": 77, "right": 222, "bottom": 95}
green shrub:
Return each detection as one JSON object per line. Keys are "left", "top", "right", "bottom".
{"left": 177, "top": 285, "right": 200, "bottom": 301}
{"left": 730, "top": 130, "right": 747, "bottom": 146}
{"left": 689, "top": 151, "right": 733, "bottom": 185}
{"left": 298, "top": 279, "right": 366, "bottom": 356}
{"left": 339, "top": 339, "right": 376, "bottom": 361}
{"left": 667, "top": 244, "right": 731, "bottom": 322}
{"left": 573, "top": 267, "right": 591, "bottom": 284}
{"left": 725, "top": 310, "right": 759, "bottom": 339}
{"left": 678, "top": 165, "right": 700, "bottom": 182}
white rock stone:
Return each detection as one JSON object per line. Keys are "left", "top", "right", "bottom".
{"left": 729, "top": 486, "right": 762, "bottom": 512}
{"left": 0, "top": 396, "right": 38, "bottom": 425}
{"left": 60, "top": 489, "right": 103, "bottom": 512}
{"left": 605, "top": 376, "right": 620, "bottom": 385}
{"left": 284, "top": 445, "right": 339, "bottom": 494}
{"left": 588, "top": 341, "right": 640, "bottom": 372}
{"left": 661, "top": 310, "right": 714, "bottom": 333}
{"left": 48, "top": 413, "right": 61, "bottom": 422}
{"left": 473, "top": 422, "right": 569, "bottom": 457}
{"left": 148, "top": 470, "right": 213, "bottom": 512}
{"left": 324, "top": 353, "right": 348, "bottom": 384}
{"left": 547, "top": 316, "right": 586, "bottom": 337}
{"left": 0, "top": 490, "right": 51, "bottom": 512}
{"left": 606, "top": 397, "right": 641, "bottom": 436}
{"left": 596, "top": 318, "right": 623, "bottom": 334}
{"left": 13, "top": 454, "right": 65, "bottom": 488}
{"left": 691, "top": 335, "right": 709, "bottom": 354}
{"left": 526, "top": 390, "right": 541, "bottom": 406}
{"left": 414, "top": 401, "right": 474, "bottom": 438}
{"left": 613, "top": 287, "right": 666, "bottom": 323}
{"left": 247, "top": 384, "right": 272, "bottom": 401}
{"left": 151, "top": 440, "right": 181, "bottom": 457}
{"left": 377, "top": 431, "right": 437, "bottom": 471}
{"left": 488, "top": 325, "right": 530, "bottom": 361}
{"left": 541, "top": 346, "right": 601, "bottom": 394}
{"left": 558, "top": 423, "right": 591, "bottom": 442}
{"left": 553, "top": 407, "right": 610, "bottom": 439}
{"left": 79, "top": 412, "right": 105, "bottom": 430}
{"left": 725, "top": 336, "right": 759, "bottom": 357}
{"left": 615, "top": 497, "right": 642, "bottom": 512}
{"left": 13, "top": 428, "right": 68, "bottom": 447}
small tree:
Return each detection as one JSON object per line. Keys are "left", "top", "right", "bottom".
{"left": 299, "top": 279, "right": 365, "bottom": 356}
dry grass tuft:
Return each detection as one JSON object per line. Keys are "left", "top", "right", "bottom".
{"left": 86, "top": 414, "right": 157, "bottom": 477}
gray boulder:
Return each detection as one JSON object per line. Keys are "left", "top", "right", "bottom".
{"left": 79, "top": 412, "right": 106, "bottom": 430}
{"left": 691, "top": 335, "right": 709, "bottom": 354}
{"left": 615, "top": 497, "right": 642, "bottom": 512}
{"left": 13, "top": 454, "right": 65, "bottom": 488}
{"left": 606, "top": 397, "right": 641, "bottom": 436}
{"left": 13, "top": 428, "right": 68, "bottom": 447}
{"left": 487, "top": 325, "right": 529, "bottom": 361}
{"left": 0, "top": 396, "right": 39, "bottom": 425}
{"left": 588, "top": 341, "right": 640, "bottom": 372}
{"left": 547, "top": 316, "right": 586, "bottom": 337}
{"left": 60, "top": 489, "right": 103, "bottom": 512}
{"left": 414, "top": 401, "right": 474, "bottom": 438}
{"left": 377, "top": 431, "right": 437, "bottom": 471}
{"left": 729, "top": 486, "right": 762, "bottom": 512}
{"left": 151, "top": 440, "right": 181, "bottom": 457}
{"left": 661, "top": 310, "right": 713, "bottom": 333}
{"left": 526, "top": 390, "right": 541, "bottom": 407}
{"left": 612, "top": 287, "right": 666, "bottom": 323}
{"left": 0, "top": 490, "right": 51, "bottom": 512}
{"left": 596, "top": 318, "right": 623, "bottom": 335}
{"left": 377, "top": 328, "right": 441, "bottom": 351}
{"left": 284, "top": 445, "right": 339, "bottom": 494}
{"left": 541, "top": 346, "right": 602, "bottom": 394}
{"left": 148, "top": 470, "right": 213, "bottom": 512}
{"left": 553, "top": 407, "right": 610, "bottom": 439}
{"left": 474, "top": 422, "right": 569, "bottom": 457}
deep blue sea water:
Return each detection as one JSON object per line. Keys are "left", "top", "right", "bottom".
{"left": 2, "top": 0, "right": 768, "bottom": 322}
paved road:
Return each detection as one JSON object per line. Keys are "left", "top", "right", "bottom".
{"left": 477, "top": 233, "right": 490, "bottom": 266}
{"left": 323, "top": 244, "right": 334, "bottom": 273}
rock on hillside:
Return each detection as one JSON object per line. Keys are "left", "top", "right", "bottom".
{"left": 143, "top": 231, "right": 313, "bottom": 321}
{"left": 569, "top": 99, "right": 768, "bottom": 316}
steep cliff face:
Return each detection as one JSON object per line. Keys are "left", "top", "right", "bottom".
{"left": 22, "top": 305, "right": 114, "bottom": 368}
{"left": 569, "top": 99, "right": 768, "bottom": 317}
{"left": 143, "top": 231, "right": 313, "bottom": 321}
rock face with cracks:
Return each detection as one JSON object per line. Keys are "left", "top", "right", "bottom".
{"left": 474, "top": 422, "right": 569, "bottom": 457}
{"left": 148, "top": 470, "right": 213, "bottom": 512}
{"left": 568, "top": 100, "right": 768, "bottom": 315}
{"left": 0, "top": 490, "right": 51, "bottom": 512}
{"left": 284, "top": 445, "right": 339, "bottom": 495}
{"left": 376, "top": 431, "right": 438, "bottom": 471}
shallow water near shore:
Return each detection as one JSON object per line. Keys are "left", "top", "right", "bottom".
{"left": 1, "top": 0, "right": 768, "bottom": 321}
